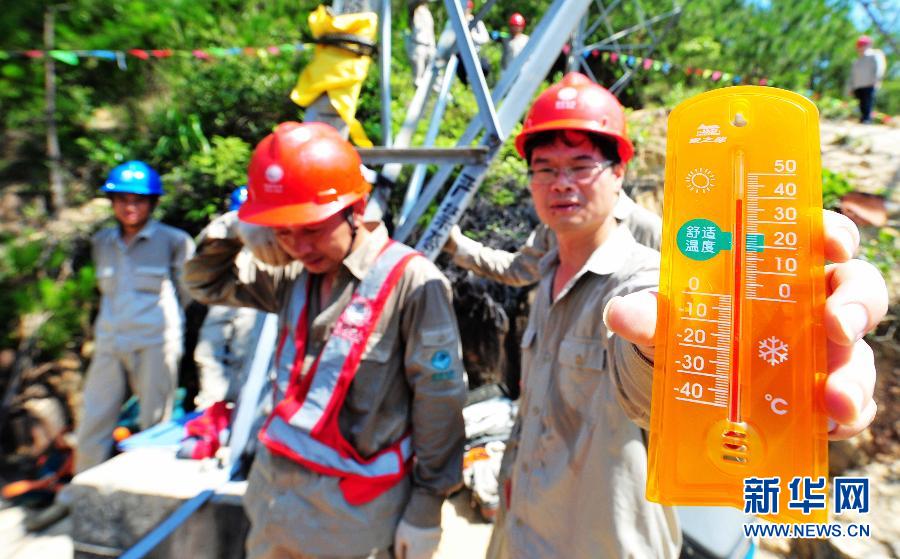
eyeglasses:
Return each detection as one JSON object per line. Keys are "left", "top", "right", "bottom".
{"left": 527, "top": 160, "right": 615, "bottom": 186}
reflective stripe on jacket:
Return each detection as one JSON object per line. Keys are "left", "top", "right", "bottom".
{"left": 260, "top": 241, "right": 419, "bottom": 504}
{"left": 184, "top": 219, "right": 466, "bottom": 541}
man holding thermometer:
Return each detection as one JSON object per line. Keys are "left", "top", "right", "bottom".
{"left": 483, "top": 73, "right": 887, "bottom": 559}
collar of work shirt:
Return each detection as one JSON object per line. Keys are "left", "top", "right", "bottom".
{"left": 539, "top": 223, "right": 635, "bottom": 302}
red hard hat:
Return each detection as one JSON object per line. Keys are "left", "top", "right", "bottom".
{"left": 240, "top": 122, "right": 371, "bottom": 227}
{"left": 509, "top": 12, "right": 525, "bottom": 28}
{"left": 856, "top": 35, "right": 873, "bottom": 47}
{"left": 515, "top": 72, "right": 634, "bottom": 163}
{"left": 467, "top": 0, "right": 474, "bottom": 10}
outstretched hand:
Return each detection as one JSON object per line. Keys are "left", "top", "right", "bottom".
{"left": 603, "top": 209, "right": 888, "bottom": 441}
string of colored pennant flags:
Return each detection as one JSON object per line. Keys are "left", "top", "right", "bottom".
{"left": 0, "top": 42, "right": 771, "bottom": 86}
{"left": 0, "top": 44, "right": 312, "bottom": 70}
{"left": 586, "top": 50, "right": 771, "bottom": 86}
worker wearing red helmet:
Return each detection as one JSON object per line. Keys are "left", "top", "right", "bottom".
{"left": 848, "top": 34, "right": 887, "bottom": 123}
{"left": 479, "top": 73, "right": 888, "bottom": 559}
{"left": 185, "top": 122, "right": 466, "bottom": 559}
{"left": 500, "top": 12, "right": 529, "bottom": 71}
{"left": 459, "top": 0, "right": 491, "bottom": 87}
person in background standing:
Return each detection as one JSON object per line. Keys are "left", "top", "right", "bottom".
{"left": 75, "top": 161, "right": 195, "bottom": 473}
{"left": 456, "top": 0, "right": 492, "bottom": 86}
{"left": 848, "top": 34, "right": 887, "bottom": 124}
{"left": 407, "top": 0, "right": 436, "bottom": 88}
{"left": 500, "top": 12, "right": 529, "bottom": 72}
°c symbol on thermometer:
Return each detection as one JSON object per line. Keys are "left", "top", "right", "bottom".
{"left": 765, "top": 393, "right": 789, "bottom": 415}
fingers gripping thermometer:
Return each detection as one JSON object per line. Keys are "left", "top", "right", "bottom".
{"left": 647, "top": 87, "right": 829, "bottom": 523}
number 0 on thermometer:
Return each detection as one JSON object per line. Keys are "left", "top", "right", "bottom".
{"left": 647, "top": 87, "right": 829, "bottom": 523}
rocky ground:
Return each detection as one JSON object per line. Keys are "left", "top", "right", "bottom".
{"left": 2, "top": 116, "right": 898, "bottom": 558}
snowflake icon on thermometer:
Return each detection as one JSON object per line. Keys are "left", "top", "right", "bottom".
{"left": 758, "top": 336, "right": 789, "bottom": 366}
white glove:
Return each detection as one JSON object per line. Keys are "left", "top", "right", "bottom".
{"left": 235, "top": 220, "right": 293, "bottom": 267}
{"left": 394, "top": 520, "right": 442, "bottom": 559}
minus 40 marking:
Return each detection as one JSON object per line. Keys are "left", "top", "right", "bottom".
{"left": 675, "top": 381, "right": 704, "bottom": 399}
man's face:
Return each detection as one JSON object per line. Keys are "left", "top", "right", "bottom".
{"left": 528, "top": 135, "right": 624, "bottom": 236}
{"left": 273, "top": 211, "right": 353, "bottom": 274}
{"left": 110, "top": 193, "right": 154, "bottom": 230}
{"left": 511, "top": 24, "right": 524, "bottom": 34}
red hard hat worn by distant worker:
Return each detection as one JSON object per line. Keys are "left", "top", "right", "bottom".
{"left": 856, "top": 35, "right": 873, "bottom": 47}
{"left": 515, "top": 72, "right": 634, "bottom": 164}
{"left": 239, "top": 122, "right": 371, "bottom": 227}
{"left": 509, "top": 12, "right": 525, "bottom": 28}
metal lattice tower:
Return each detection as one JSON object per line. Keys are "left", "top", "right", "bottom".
{"left": 358, "top": 0, "right": 682, "bottom": 258}
{"left": 567, "top": 0, "right": 684, "bottom": 93}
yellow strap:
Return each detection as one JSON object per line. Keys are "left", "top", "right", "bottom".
{"left": 290, "top": 5, "right": 377, "bottom": 147}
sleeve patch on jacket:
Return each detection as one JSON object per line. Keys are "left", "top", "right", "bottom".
{"left": 430, "top": 350, "right": 452, "bottom": 371}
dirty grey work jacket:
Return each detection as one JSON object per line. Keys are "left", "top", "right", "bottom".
{"left": 183, "top": 216, "right": 466, "bottom": 543}
{"left": 499, "top": 224, "right": 681, "bottom": 558}
{"left": 92, "top": 219, "right": 195, "bottom": 352}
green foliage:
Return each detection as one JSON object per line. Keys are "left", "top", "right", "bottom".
{"left": 816, "top": 95, "right": 856, "bottom": 120}
{"left": 821, "top": 168, "right": 854, "bottom": 210}
{"left": 484, "top": 122, "right": 528, "bottom": 206}
{"left": 642, "top": 81, "right": 708, "bottom": 112}
{"left": 875, "top": 79, "right": 900, "bottom": 117}
{"left": 624, "top": 0, "right": 877, "bottom": 108}
{"left": 75, "top": 135, "right": 140, "bottom": 169}
{"left": 4, "top": 237, "right": 44, "bottom": 277}
{"left": 859, "top": 227, "right": 899, "bottom": 280}
{"left": 0, "top": 234, "right": 96, "bottom": 358}
{"left": 27, "top": 268, "right": 97, "bottom": 356}
{"left": 159, "top": 135, "right": 252, "bottom": 229}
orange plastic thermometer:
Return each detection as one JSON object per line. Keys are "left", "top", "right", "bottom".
{"left": 647, "top": 87, "right": 829, "bottom": 523}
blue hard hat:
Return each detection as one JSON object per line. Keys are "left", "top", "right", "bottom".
{"left": 101, "top": 161, "right": 163, "bottom": 196}
{"left": 229, "top": 185, "right": 248, "bottom": 212}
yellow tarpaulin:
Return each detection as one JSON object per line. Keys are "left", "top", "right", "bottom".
{"left": 291, "top": 5, "right": 376, "bottom": 147}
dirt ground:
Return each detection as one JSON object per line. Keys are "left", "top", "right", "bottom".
{"left": 2, "top": 490, "right": 492, "bottom": 559}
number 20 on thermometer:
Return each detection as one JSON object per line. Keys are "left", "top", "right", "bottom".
{"left": 647, "top": 87, "right": 829, "bottom": 523}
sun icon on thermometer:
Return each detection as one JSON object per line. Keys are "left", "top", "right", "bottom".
{"left": 685, "top": 168, "right": 716, "bottom": 193}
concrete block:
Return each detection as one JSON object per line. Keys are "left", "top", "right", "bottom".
{"left": 64, "top": 449, "right": 248, "bottom": 559}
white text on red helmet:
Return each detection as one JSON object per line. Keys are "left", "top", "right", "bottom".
{"left": 264, "top": 164, "right": 285, "bottom": 193}
{"left": 555, "top": 87, "right": 578, "bottom": 110}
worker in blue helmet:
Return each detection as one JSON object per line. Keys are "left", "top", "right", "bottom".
{"left": 229, "top": 185, "right": 248, "bottom": 212}
{"left": 74, "top": 160, "right": 196, "bottom": 473}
